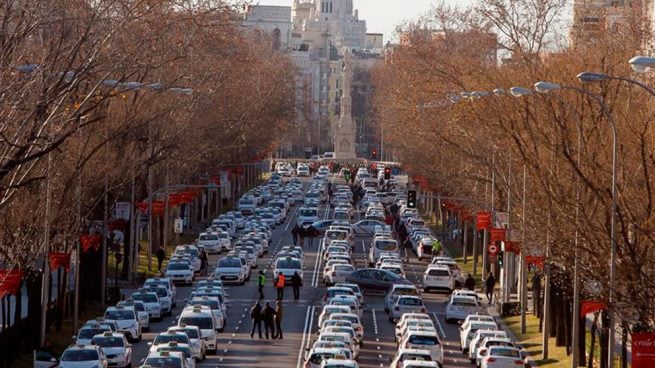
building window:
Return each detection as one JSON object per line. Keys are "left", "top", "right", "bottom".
{"left": 329, "top": 2, "right": 333, "bottom": 13}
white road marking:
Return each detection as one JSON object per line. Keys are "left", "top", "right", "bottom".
{"left": 372, "top": 309, "right": 379, "bottom": 335}
{"left": 296, "top": 306, "right": 315, "bottom": 368}
{"left": 432, "top": 312, "right": 447, "bottom": 338}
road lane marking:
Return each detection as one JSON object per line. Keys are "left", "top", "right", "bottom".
{"left": 432, "top": 312, "right": 447, "bottom": 338}
{"left": 311, "top": 239, "right": 325, "bottom": 288}
{"left": 296, "top": 305, "right": 315, "bottom": 368}
{"left": 372, "top": 309, "right": 379, "bottom": 335}
{"left": 361, "top": 240, "right": 366, "bottom": 253}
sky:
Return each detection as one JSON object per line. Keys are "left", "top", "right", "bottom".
{"left": 250, "top": 0, "right": 473, "bottom": 43}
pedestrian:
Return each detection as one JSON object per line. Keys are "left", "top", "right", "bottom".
{"left": 307, "top": 225, "right": 317, "bottom": 247}
{"left": 156, "top": 247, "right": 165, "bottom": 272}
{"left": 404, "top": 237, "right": 413, "bottom": 263}
{"left": 485, "top": 272, "right": 496, "bottom": 304}
{"left": 465, "top": 274, "right": 476, "bottom": 291}
{"left": 275, "top": 272, "right": 286, "bottom": 300}
{"left": 262, "top": 302, "right": 276, "bottom": 339}
{"left": 250, "top": 302, "right": 263, "bottom": 338}
{"left": 431, "top": 239, "right": 442, "bottom": 259}
{"left": 291, "top": 224, "right": 299, "bottom": 246}
{"left": 199, "top": 247, "right": 208, "bottom": 276}
{"left": 291, "top": 271, "right": 302, "bottom": 300}
{"left": 273, "top": 300, "right": 283, "bottom": 339}
{"left": 257, "top": 270, "right": 266, "bottom": 300}
{"left": 298, "top": 227, "right": 305, "bottom": 247}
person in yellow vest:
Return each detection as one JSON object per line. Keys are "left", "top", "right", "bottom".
{"left": 275, "top": 272, "right": 286, "bottom": 300}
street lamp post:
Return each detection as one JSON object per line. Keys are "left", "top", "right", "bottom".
{"left": 534, "top": 79, "right": 619, "bottom": 367}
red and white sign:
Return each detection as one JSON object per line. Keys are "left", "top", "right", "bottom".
{"left": 490, "top": 228, "right": 507, "bottom": 242}
{"left": 633, "top": 333, "right": 655, "bottom": 368}
{"left": 476, "top": 212, "right": 492, "bottom": 231}
{"left": 488, "top": 243, "right": 498, "bottom": 256}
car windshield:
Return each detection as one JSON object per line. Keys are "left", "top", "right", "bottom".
{"left": 199, "top": 234, "right": 218, "bottom": 241}
{"left": 91, "top": 336, "right": 124, "bottom": 347}
{"left": 79, "top": 328, "right": 109, "bottom": 339}
{"left": 105, "top": 310, "right": 135, "bottom": 320}
{"left": 144, "top": 356, "right": 183, "bottom": 367}
{"left": 167, "top": 263, "right": 190, "bottom": 271}
{"left": 147, "top": 288, "right": 168, "bottom": 297}
{"left": 61, "top": 349, "right": 99, "bottom": 361}
{"left": 399, "top": 297, "right": 423, "bottom": 306}
{"left": 218, "top": 258, "right": 242, "bottom": 268}
{"left": 334, "top": 212, "right": 349, "bottom": 220}
{"left": 375, "top": 240, "right": 397, "bottom": 251}
{"left": 428, "top": 269, "right": 450, "bottom": 277}
{"left": 300, "top": 209, "right": 318, "bottom": 217}
{"left": 490, "top": 348, "right": 521, "bottom": 358}
{"left": 125, "top": 303, "right": 145, "bottom": 312}
{"left": 192, "top": 299, "right": 220, "bottom": 309}
{"left": 327, "top": 231, "right": 347, "bottom": 240}
{"left": 179, "top": 316, "right": 214, "bottom": 329}
{"left": 276, "top": 259, "right": 301, "bottom": 269}
{"left": 394, "top": 288, "right": 417, "bottom": 298}
{"left": 153, "top": 334, "right": 189, "bottom": 345}
{"left": 178, "top": 248, "right": 199, "bottom": 257}
{"left": 132, "top": 293, "right": 157, "bottom": 303}
{"left": 177, "top": 328, "right": 199, "bottom": 338}
{"left": 334, "top": 265, "right": 354, "bottom": 272}
{"left": 408, "top": 335, "right": 440, "bottom": 345}
{"left": 452, "top": 298, "right": 477, "bottom": 307}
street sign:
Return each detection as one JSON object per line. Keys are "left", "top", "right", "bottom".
{"left": 488, "top": 243, "right": 498, "bottom": 256}
{"left": 174, "top": 218, "right": 184, "bottom": 234}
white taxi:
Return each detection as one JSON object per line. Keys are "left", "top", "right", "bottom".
{"left": 423, "top": 265, "right": 455, "bottom": 293}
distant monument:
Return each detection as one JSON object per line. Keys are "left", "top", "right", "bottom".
{"left": 334, "top": 50, "right": 357, "bottom": 159}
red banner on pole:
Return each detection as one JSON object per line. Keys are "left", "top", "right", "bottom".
{"left": 632, "top": 333, "right": 655, "bottom": 368}
{"left": 580, "top": 300, "right": 607, "bottom": 317}
{"left": 180, "top": 192, "right": 194, "bottom": 204}
{"left": 526, "top": 255, "right": 545, "bottom": 270}
{"left": 490, "top": 228, "right": 506, "bottom": 242}
{"left": 136, "top": 202, "right": 149, "bottom": 214}
{"left": 168, "top": 193, "right": 182, "bottom": 207}
{"left": 49, "top": 252, "right": 72, "bottom": 272}
{"left": 476, "top": 212, "right": 491, "bottom": 230}
{"left": 80, "top": 234, "right": 102, "bottom": 252}
{"left": 0, "top": 269, "right": 23, "bottom": 299}
{"left": 505, "top": 241, "right": 521, "bottom": 254}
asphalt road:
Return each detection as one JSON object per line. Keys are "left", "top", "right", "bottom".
{"left": 126, "top": 177, "right": 477, "bottom": 368}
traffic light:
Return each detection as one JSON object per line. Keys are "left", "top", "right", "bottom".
{"left": 407, "top": 190, "right": 417, "bottom": 208}
{"left": 498, "top": 250, "right": 504, "bottom": 268}
{"left": 384, "top": 167, "right": 391, "bottom": 180}
{"left": 371, "top": 149, "right": 377, "bottom": 160}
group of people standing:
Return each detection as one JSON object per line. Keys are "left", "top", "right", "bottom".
{"left": 257, "top": 271, "right": 302, "bottom": 301}
{"left": 249, "top": 301, "right": 283, "bottom": 339}
{"left": 291, "top": 223, "right": 320, "bottom": 247}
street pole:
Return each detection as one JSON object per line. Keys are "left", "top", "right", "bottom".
{"left": 520, "top": 165, "right": 527, "bottom": 334}
{"left": 128, "top": 175, "right": 136, "bottom": 283}
{"left": 162, "top": 170, "right": 170, "bottom": 255}
{"left": 147, "top": 165, "right": 153, "bottom": 272}
{"left": 503, "top": 154, "right": 512, "bottom": 302}
{"left": 572, "top": 121, "right": 583, "bottom": 368}
{"left": 542, "top": 215, "right": 551, "bottom": 359}
{"left": 39, "top": 150, "right": 52, "bottom": 346}
{"left": 607, "top": 112, "right": 618, "bottom": 368}
{"left": 100, "top": 177, "right": 108, "bottom": 308}
{"left": 463, "top": 221, "right": 468, "bottom": 263}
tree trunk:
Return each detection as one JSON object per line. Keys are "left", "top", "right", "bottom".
{"left": 588, "top": 312, "right": 599, "bottom": 368}
{"left": 600, "top": 310, "right": 609, "bottom": 368}
{"left": 579, "top": 307, "right": 587, "bottom": 367}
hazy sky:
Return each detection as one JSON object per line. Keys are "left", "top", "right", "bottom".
{"left": 251, "top": 0, "right": 473, "bottom": 43}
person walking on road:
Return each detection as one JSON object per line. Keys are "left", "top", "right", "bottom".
{"left": 199, "top": 247, "right": 208, "bottom": 276}
{"left": 262, "top": 302, "right": 276, "bottom": 339}
{"left": 250, "top": 302, "right": 263, "bottom": 338}
{"left": 257, "top": 271, "right": 266, "bottom": 300}
{"left": 485, "top": 272, "right": 496, "bottom": 304}
{"left": 291, "top": 271, "right": 302, "bottom": 300}
{"left": 291, "top": 224, "right": 300, "bottom": 246}
{"left": 431, "top": 239, "right": 442, "bottom": 259}
{"left": 298, "top": 226, "right": 305, "bottom": 247}
{"left": 273, "top": 301, "right": 283, "bottom": 339}
{"left": 275, "top": 272, "right": 286, "bottom": 300}
{"left": 465, "top": 274, "right": 476, "bottom": 291}
{"left": 156, "top": 247, "right": 166, "bottom": 272}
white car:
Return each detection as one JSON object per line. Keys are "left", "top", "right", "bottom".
{"left": 189, "top": 296, "right": 226, "bottom": 331}
{"left": 334, "top": 283, "right": 364, "bottom": 305}
{"left": 390, "top": 348, "right": 436, "bottom": 368}
{"left": 154, "top": 342, "right": 196, "bottom": 368}
{"left": 475, "top": 337, "right": 516, "bottom": 366}
{"left": 178, "top": 306, "right": 218, "bottom": 354}
{"left": 165, "top": 261, "right": 194, "bottom": 285}
{"left": 59, "top": 345, "right": 108, "bottom": 368}
{"left": 316, "top": 332, "right": 359, "bottom": 358}
{"left": 385, "top": 284, "right": 420, "bottom": 313}
{"left": 400, "top": 361, "right": 440, "bottom": 368}
{"left": 143, "top": 351, "right": 189, "bottom": 368}
{"left": 297, "top": 165, "right": 310, "bottom": 176}
{"left": 480, "top": 346, "right": 525, "bottom": 368}
{"left": 304, "top": 347, "right": 353, "bottom": 368}
{"left": 445, "top": 296, "right": 480, "bottom": 323}
{"left": 460, "top": 320, "right": 499, "bottom": 354}
{"left": 324, "top": 264, "right": 355, "bottom": 286}
{"left": 468, "top": 329, "right": 508, "bottom": 360}
{"left": 398, "top": 331, "right": 443, "bottom": 365}
{"left": 297, "top": 207, "right": 319, "bottom": 226}
{"left": 131, "top": 290, "right": 161, "bottom": 321}
{"left": 396, "top": 319, "right": 437, "bottom": 342}
{"left": 167, "top": 325, "right": 206, "bottom": 362}
{"left": 327, "top": 295, "right": 362, "bottom": 318}
{"left": 90, "top": 332, "right": 132, "bottom": 368}
{"left": 103, "top": 306, "right": 141, "bottom": 342}
{"left": 115, "top": 300, "right": 150, "bottom": 331}
{"left": 318, "top": 305, "right": 353, "bottom": 329}
{"left": 325, "top": 313, "right": 364, "bottom": 343}
{"left": 197, "top": 232, "right": 221, "bottom": 253}
{"left": 320, "top": 358, "right": 359, "bottom": 368}
{"left": 74, "top": 324, "right": 112, "bottom": 345}
{"left": 213, "top": 256, "right": 246, "bottom": 285}
{"left": 423, "top": 265, "right": 455, "bottom": 293}
{"left": 389, "top": 295, "right": 427, "bottom": 323}
{"left": 143, "top": 277, "right": 177, "bottom": 307}
{"left": 273, "top": 256, "right": 303, "bottom": 284}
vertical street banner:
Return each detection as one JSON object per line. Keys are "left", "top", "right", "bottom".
{"left": 632, "top": 333, "right": 655, "bottom": 367}
{"left": 476, "top": 212, "right": 491, "bottom": 230}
